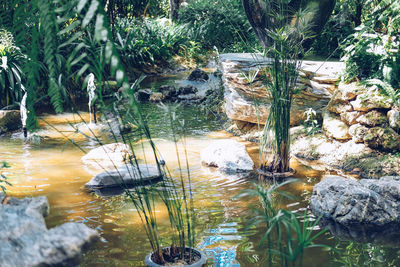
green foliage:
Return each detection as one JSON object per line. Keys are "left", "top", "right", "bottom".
{"left": 178, "top": 0, "right": 260, "bottom": 52}
{"left": 258, "top": 3, "right": 313, "bottom": 173}
{"left": 341, "top": 1, "right": 400, "bottom": 86}
{"left": 0, "top": 161, "right": 12, "bottom": 193}
{"left": 311, "top": 1, "right": 355, "bottom": 58}
{"left": 0, "top": 29, "right": 25, "bottom": 109}
{"left": 114, "top": 17, "right": 194, "bottom": 68}
{"left": 239, "top": 180, "right": 330, "bottom": 266}
{"left": 303, "top": 108, "right": 321, "bottom": 136}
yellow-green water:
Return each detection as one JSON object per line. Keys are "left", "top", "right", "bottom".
{"left": 1, "top": 101, "right": 399, "bottom": 266}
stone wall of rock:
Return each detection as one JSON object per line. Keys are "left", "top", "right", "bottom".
{"left": 323, "top": 82, "right": 400, "bottom": 151}
{"left": 219, "top": 53, "right": 345, "bottom": 126}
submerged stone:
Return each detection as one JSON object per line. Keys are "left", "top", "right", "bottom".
{"left": 0, "top": 194, "right": 98, "bottom": 267}
{"left": 85, "top": 164, "right": 162, "bottom": 189}
{"left": 200, "top": 139, "right": 254, "bottom": 173}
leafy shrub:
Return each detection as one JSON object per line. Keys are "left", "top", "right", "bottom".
{"left": 341, "top": 1, "right": 400, "bottom": 87}
{"left": 178, "top": 0, "right": 260, "bottom": 52}
{"left": 114, "top": 18, "right": 195, "bottom": 68}
{"left": 0, "top": 29, "right": 25, "bottom": 109}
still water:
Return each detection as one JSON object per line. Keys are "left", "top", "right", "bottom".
{"left": 1, "top": 86, "right": 400, "bottom": 266}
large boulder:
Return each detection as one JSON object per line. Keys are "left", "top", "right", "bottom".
{"left": 310, "top": 175, "right": 400, "bottom": 228}
{"left": 348, "top": 123, "right": 369, "bottom": 143}
{"left": 0, "top": 194, "right": 98, "bottom": 267}
{"left": 0, "top": 110, "right": 21, "bottom": 134}
{"left": 356, "top": 110, "right": 388, "bottom": 127}
{"left": 363, "top": 127, "right": 400, "bottom": 151}
{"left": 85, "top": 164, "right": 162, "bottom": 188}
{"left": 200, "top": 139, "right": 254, "bottom": 173}
{"left": 82, "top": 143, "right": 131, "bottom": 169}
{"left": 219, "top": 53, "right": 343, "bottom": 126}
{"left": 350, "top": 89, "right": 392, "bottom": 111}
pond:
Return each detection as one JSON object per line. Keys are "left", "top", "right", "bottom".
{"left": 1, "top": 76, "right": 400, "bottom": 266}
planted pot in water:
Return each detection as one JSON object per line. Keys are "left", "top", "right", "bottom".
{"left": 145, "top": 247, "right": 207, "bottom": 267}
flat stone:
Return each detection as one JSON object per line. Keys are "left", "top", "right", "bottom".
{"left": 219, "top": 53, "right": 340, "bottom": 126}
{"left": 85, "top": 164, "right": 162, "bottom": 188}
{"left": 82, "top": 143, "right": 131, "bottom": 169}
{"left": 201, "top": 139, "right": 254, "bottom": 173}
{"left": 337, "top": 82, "right": 368, "bottom": 101}
{"left": 322, "top": 111, "right": 351, "bottom": 140}
{"left": 0, "top": 110, "right": 21, "bottom": 134}
{"left": 0, "top": 196, "right": 98, "bottom": 267}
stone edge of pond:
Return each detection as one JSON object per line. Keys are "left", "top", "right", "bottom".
{"left": 0, "top": 193, "right": 99, "bottom": 267}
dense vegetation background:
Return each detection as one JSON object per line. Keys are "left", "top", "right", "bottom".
{"left": 0, "top": 0, "right": 398, "bottom": 130}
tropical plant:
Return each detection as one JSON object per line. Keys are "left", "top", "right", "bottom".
{"left": 341, "top": 1, "right": 400, "bottom": 85}
{"left": 178, "top": 0, "right": 260, "bottom": 52}
{"left": 0, "top": 29, "right": 25, "bottom": 109}
{"left": 256, "top": 2, "right": 314, "bottom": 174}
{"left": 238, "top": 179, "right": 330, "bottom": 266}
{"left": 114, "top": 17, "right": 194, "bottom": 69}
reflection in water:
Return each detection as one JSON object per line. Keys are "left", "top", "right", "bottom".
{"left": 2, "top": 103, "right": 398, "bottom": 266}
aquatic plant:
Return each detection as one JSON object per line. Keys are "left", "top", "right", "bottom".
{"left": 239, "top": 179, "right": 330, "bottom": 266}
{"left": 254, "top": 2, "right": 314, "bottom": 174}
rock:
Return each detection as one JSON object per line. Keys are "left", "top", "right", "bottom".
{"left": 200, "top": 139, "right": 254, "bottom": 173}
{"left": 348, "top": 124, "right": 369, "bottom": 143}
{"left": 159, "top": 85, "right": 177, "bottom": 99}
{"left": 310, "top": 175, "right": 400, "bottom": 228}
{"left": 187, "top": 68, "right": 209, "bottom": 81}
{"left": 0, "top": 110, "right": 21, "bottom": 134}
{"left": 350, "top": 89, "right": 392, "bottom": 111}
{"left": 135, "top": 89, "right": 153, "bottom": 101}
{"left": 178, "top": 85, "right": 198, "bottom": 95}
{"left": 340, "top": 111, "right": 364, "bottom": 125}
{"left": 82, "top": 143, "right": 131, "bottom": 169}
{"left": 85, "top": 164, "right": 162, "bottom": 188}
{"left": 219, "top": 53, "right": 339, "bottom": 126}
{"left": 388, "top": 109, "right": 400, "bottom": 131}
{"left": 0, "top": 195, "right": 98, "bottom": 267}
{"left": 363, "top": 127, "right": 400, "bottom": 151}
{"left": 337, "top": 82, "right": 367, "bottom": 101}
{"left": 149, "top": 92, "right": 165, "bottom": 102}
{"left": 356, "top": 110, "right": 388, "bottom": 127}
{"left": 327, "top": 100, "right": 353, "bottom": 114}
{"left": 322, "top": 111, "right": 351, "bottom": 140}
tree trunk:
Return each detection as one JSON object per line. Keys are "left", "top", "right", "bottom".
{"left": 242, "top": 0, "right": 337, "bottom": 49}
{"left": 170, "top": 0, "right": 180, "bottom": 21}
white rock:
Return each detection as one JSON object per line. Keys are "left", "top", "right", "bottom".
{"left": 82, "top": 143, "right": 131, "bottom": 169}
{"left": 322, "top": 111, "right": 351, "bottom": 140}
{"left": 388, "top": 109, "right": 400, "bottom": 130}
{"left": 200, "top": 139, "right": 254, "bottom": 172}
